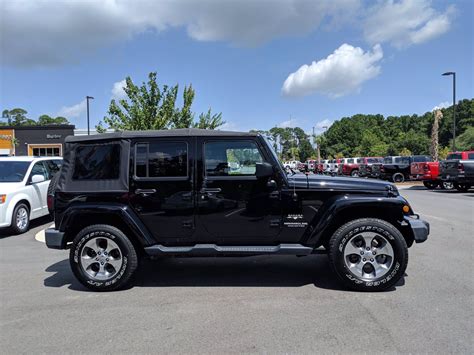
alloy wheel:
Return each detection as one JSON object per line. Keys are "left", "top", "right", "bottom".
{"left": 16, "top": 207, "right": 28, "bottom": 231}
{"left": 80, "top": 237, "right": 123, "bottom": 281}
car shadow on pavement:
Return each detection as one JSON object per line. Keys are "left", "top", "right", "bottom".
{"left": 44, "top": 255, "right": 402, "bottom": 292}
{"left": 0, "top": 215, "right": 52, "bottom": 239}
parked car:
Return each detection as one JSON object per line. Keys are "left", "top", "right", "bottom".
{"left": 439, "top": 151, "right": 474, "bottom": 191}
{"left": 45, "top": 128, "right": 428, "bottom": 292}
{"left": 283, "top": 160, "right": 300, "bottom": 170}
{"left": 0, "top": 157, "right": 62, "bottom": 234}
{"left": 306, "top": 160, "right": 317, "bottom": 172}
{"left": 321, "top": 159, "right": 330, "bottom": 174}
{"left": 409, "top": 154, "right": 456, "bottom": 190}
{"left": 338, "top": 158, "right": 361, "bottom": 177}
{"left": 358, "top": 157, "right": 384, "bottom": 178}
{"left": 327, "top": 159, "right": 341, "bottom": 175}
{"left": 381, "top": 155, "right": 432, "bottom": 183}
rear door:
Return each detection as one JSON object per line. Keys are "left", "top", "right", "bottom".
{"left": 129, "top": 138, "right": 195, "bottom": 243}
{"left": 195, "top": 137, "right": 282, "bottom": 244}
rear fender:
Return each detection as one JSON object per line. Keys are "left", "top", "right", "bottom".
{"left": 57, "top": 203, "right": 155, "bottom": 246}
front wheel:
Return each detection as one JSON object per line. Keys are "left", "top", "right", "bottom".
{"left": 328, "top": 218, "right": 408, "bottom": 291}
{"left": 454, "top": 183, "right": 471, "bottom": 192}
{"left": 70, "top": 224, "right": 138, "bottom": 291}
{"left": 351, "top": 169, "right": 359, "bottom": 177}
{"left": 423, "top": 181, "right": 438, "bottom": 189}
{"left": 10, "top": 203, "right": 30, "bottom": 234}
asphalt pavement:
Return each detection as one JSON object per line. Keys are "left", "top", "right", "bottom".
{"left": 0, "top": 187, "right": 473, "bottom": 354}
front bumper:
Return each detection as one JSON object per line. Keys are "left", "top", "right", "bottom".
{"left": 405, "top": 216, "right": 429, "bottom": 243}
{"left": 45, "top": 228, "right": 66, "bottom": 249}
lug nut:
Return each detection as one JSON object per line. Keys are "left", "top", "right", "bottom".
{"left": 363, "top": 258, "right": 366, "bottom": 262}
{"left": 366, "top": 247, "right": 370, "bottom": 251}
{"left": 101, "top": 262, "right": 104, "bottom": 265}
{"left": 106, "top": 258, "right": 109, "bottom": 262}
{"left": 370, "top": 258, "right": 374, "bottom": 262}
{"left": 372, "top": 251, "right": 376, "bottom": 255}
{"left": 360, "top": 251, "right": 364, "bottom": 255}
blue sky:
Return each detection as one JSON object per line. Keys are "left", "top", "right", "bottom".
{"left": 1, "top": 0, "right": 472, "bottom": 134}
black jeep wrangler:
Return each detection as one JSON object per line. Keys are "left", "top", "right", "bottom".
{"left": 45, "top": 129, "right": 429, "bottom": 292}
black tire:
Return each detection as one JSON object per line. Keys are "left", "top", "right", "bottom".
{"left": 328, "top": 218, "right": 408, "bottom": 292}
{"left": 47, "top": 173, "right": 60, "bottom": 216}
{"left": 423, "top": 181, "right": 437, "bottom": 189}
{"left": 350, "top": 169, "right": 359, "bottom": 177}
{"left": 10, "top": 203, "right": 30, "bottom": 234}
{"left": 69, "top": 224, "right": 138, "bottom": 291}
{"left": 392, "top": 172, "right": 405, "bottom": 183}
{"left": 454, "top": 183, "right": 471, "bottom": 192}
{"left": 441, "top": 182, "right": 454, "bottom": 190}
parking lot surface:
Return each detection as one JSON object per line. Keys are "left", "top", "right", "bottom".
{"left": 1, "top": 187, "right": 473, "bottom": 354}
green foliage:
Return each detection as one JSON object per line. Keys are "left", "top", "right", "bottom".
{"left": 101, "top": 72, "right": 223, "bottom": 131}
{"left": 399, "top": 148, "right": 412, "bottom": 156}
{"left": 454, "top": 126, "right": 474, "bottom": 151}
{"left": 263, "top": 126, "right": 315, "bottom": 161}
{"left": 1, "top": 109, "right": 70, "bottom": 126}
{"left": 439, "top": 146, "right": 450, "bottom": 160}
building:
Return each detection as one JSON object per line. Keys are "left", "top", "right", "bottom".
{"left": 0, "top": 125, "right": 75, "bottom": 156}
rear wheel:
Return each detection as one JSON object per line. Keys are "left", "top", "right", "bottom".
{"left": 441, "top": 182, "right": 454, "bottom": 190}
{"left": 10, "top": 203, "right": 30, "bottom": 234}
{"left": 351, "top": 169, "right": 359, "bottom": 177}
{"left": 423, "top": 181, "right": 438, "bottom": 189}
{"left": 392, "top": 172, "right": 405, "bottom": 183}
{"left": 70, "top": 224, "right": 138, "bottom": 291}
{"left": 328, "top": 218, "right": 408, "bottom": 291}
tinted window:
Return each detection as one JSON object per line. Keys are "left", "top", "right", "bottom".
{"left": 0, "top": 161, "right": 30, "bottom": 182}
{"left": 413, "top": 156, "right": 431, "bottom": 162}
{"left": 447, "top": 153, "right": 462, "bottom": 160}
{"left": 135, "top": 142, "right": 187, "bottom": 178}
{"left": 394, "top": 157, "right": 411, "bottom": 164}
{"left": 45, "top": 159, "right": 62, "bottom": 178}
{"left": 367, "top": 158, "right": 383, "bottom": 164}
{"left": 347, "top": 158, "right": 354, "bottom": 164}
{"left": 205, "top": 140, "right": 263, "bottom": 176}
{"left": 468, "top": 153, "right": 474, "bottom": 159}
{"left": 73, "top": 144, "right": 120, "bottom": 180}
{"left": 383, "top": 157, "right": 393, "bottom": 164}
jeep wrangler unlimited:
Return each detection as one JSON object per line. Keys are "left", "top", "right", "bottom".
{"left": 45, "top": 129, "right": 429, "bottom": 292}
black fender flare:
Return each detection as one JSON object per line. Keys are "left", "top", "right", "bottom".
{"left": 304, "top": 195, "right": 409, "bottom": 246}
{"left": 57, "top": 203, "right": 155, "bottom": 246}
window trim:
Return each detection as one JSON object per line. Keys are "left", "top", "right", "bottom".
{"left": 203, "top": 139, "right": 266, "bottom": 180}
{"left": 133, "top": 140, "right": 189, "bottom": 181}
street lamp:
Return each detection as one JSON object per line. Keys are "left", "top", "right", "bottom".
{"left": 86, "top": 96, "right": 94, "bottom": 135}
{"left": 442, "top": 72, "right": 456, "bottom": 151}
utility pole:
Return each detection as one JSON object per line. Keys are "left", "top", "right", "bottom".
{"left": 86, "top": 96, "right": 94, "bottom": 135}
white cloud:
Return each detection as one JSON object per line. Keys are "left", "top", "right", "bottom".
{"left": 278, "top": 118, "right": 299, "bottom": 128}
{"left": 0, "top": 0, "right": 361, "bottom": 67}
{"left": 364, "top": 0, "right": 455, "bottom": 48}
{"left": 432, "top": 101, "right": 450, "bottom": 111}
{"left": 111, "top": 79, "right": 127, "bottom": 100}
{"left": 57, "top": 99, "right": 87, "bottom": 118}
{"left": 314, "top": 119, "right": 334, "bottom": 133}
{"left": 282, "top": 43, "right": 383, "bottom": 98}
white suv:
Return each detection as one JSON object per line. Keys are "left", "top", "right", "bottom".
{"left": 0, "top": 157, "right": 62, "bottom": 234}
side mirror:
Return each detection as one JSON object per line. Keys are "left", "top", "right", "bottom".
{"left": 31, "top": 174, "right": 46, "bottom": 184}
{"left": 255, "top": 162, "right": 273, "bottom": 179}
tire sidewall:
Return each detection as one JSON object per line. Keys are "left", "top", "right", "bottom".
{"left": 70, "top": 227, "right": 133, "bottom": 291}
{"left": 392, "top": 173, "right": 404, "bottom": 183}
{"left": 11, "top": 203, "right": 30, "bottom": 234}
{"left": 331, "top": 221, "right": 407, "bottom": 291}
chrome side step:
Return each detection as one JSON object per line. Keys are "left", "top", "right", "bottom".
{"left": 144, "top": 243, "right": 314, "bottom": 256}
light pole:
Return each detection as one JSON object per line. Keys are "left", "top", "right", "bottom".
{"left": 86, "top": 96, "right": 94, "bottom": 135}
{"left": 442, "top": 72, "right": 456, "bottom": 151}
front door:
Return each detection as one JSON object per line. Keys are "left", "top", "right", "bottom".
{"left": 129, "top": 138, "right": 195, "bottom": 244}
{"left": 27, "top": 161, "right": 50, "bottom": 218}
{"left": 196, "top": 138, "right": 282, "bottom": 244}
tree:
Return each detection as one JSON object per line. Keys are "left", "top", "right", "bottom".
{"left": 430, "top": 110, "right": 442, "bottom": 161}
{"left": 2, "top": 108, "right": 36, "bottom": 125}
{"left": 100, "top": 72, "right": 223, "bottom": 131}
{"left": 37, "top": 114, "right": 70, "bottom": 125}
{"left": 453, "top": 126, "right": 474, "bottom": 151}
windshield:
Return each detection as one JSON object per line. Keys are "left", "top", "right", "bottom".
{"left": 262, "top": 136, "right": 285, "bottom": 172}
{"left": 0, "top": 161, "right": 30, "bottom": 182}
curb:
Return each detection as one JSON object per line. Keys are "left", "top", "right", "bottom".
{"left": 35, "top": 224, "right": 54, "bottom": 243}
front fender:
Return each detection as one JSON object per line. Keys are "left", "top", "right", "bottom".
{"left": 58, "top": 203, "right": 155, "bottom": 246}
{"left": 305, "top": 195, "right": 409, "bottom": 246}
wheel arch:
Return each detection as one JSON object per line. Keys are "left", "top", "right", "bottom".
{"left": 6, "top": 194, "right": 32, "bottom": 225}
{"left": 58, "top": 204, "right": 155, "bottom": 253}
{"left": 306, "top": 197, "right": 414, "bottom": 248}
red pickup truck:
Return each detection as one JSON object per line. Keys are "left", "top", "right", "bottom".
{"left": 338, "top": 158, "right": 361, "bottom": 177}
{"left": 410, "top": 151, "right": 472, "bottom": 189}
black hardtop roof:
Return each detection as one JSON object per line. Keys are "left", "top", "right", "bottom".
{"left": 65, "top": 128, "right": 258, "bottom": 143}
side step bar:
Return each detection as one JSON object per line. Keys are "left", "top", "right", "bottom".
{"left": 144, "top": 243, "right": 316, "bottom": 256}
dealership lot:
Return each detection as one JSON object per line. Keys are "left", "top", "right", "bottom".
{"left": 0, "top": 187, "right": 472, "bottom": 354}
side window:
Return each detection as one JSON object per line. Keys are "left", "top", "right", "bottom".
{"left": 72, "top": 144, "right": 121, "bottom": 180}
{"left": 45, "top": 159, "right": 62, "bottom": 178}
{"left": 467, "top": 153, "right": 474, "bottom": 160}
{"left": 205, "top": 140, "right": 263, "bottom": 177}
{"left": 135, "top": 142, "right": 187, "bottom": 178}
{"left": 30, "top": 162, "right": 48, "bottom": 180}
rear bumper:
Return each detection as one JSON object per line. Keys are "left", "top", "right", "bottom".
{"left": 405, "top": 217, "right": 429, "bottom": 243}
{"left": 45, "top": 228, "right": 66, "bottom": 249}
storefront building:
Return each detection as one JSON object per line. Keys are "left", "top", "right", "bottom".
{"left": 0, "top": 125, "right": 75, "bottom": 157}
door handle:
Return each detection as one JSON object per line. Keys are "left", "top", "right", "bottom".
{"left": 200, "top": 187, "right": 222, "bottom": 194}
{"left": 135, "top": 188, "right": 157, "bottom": 195}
